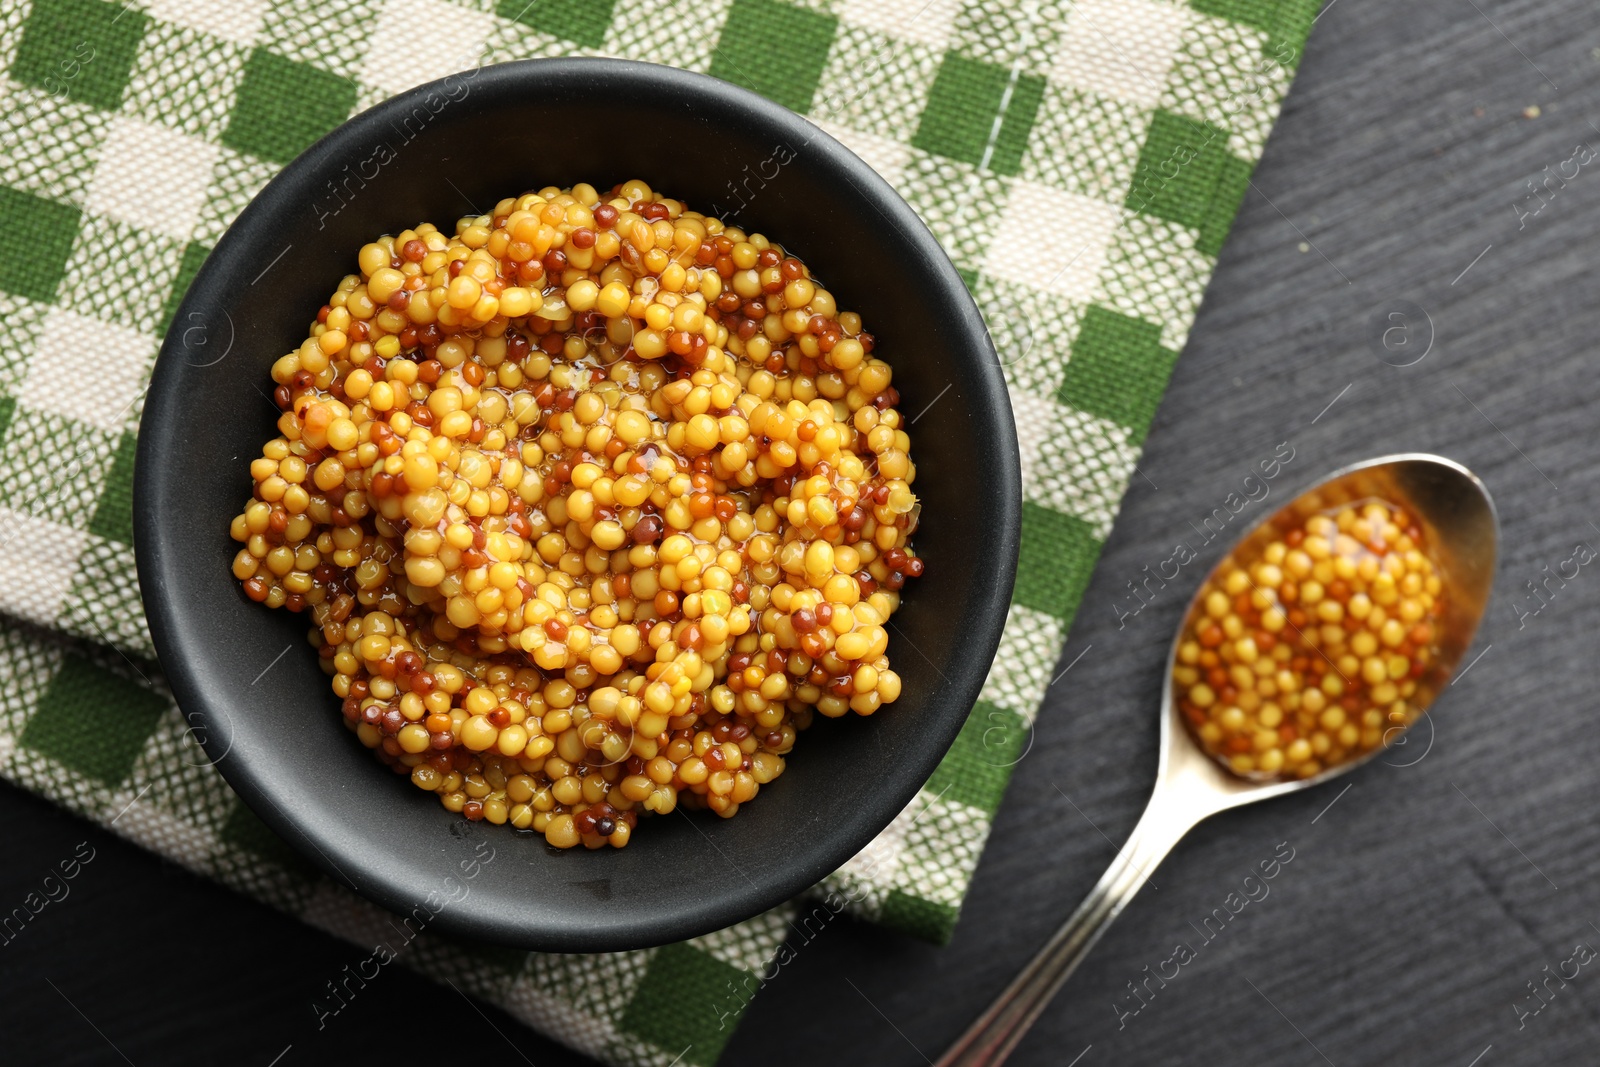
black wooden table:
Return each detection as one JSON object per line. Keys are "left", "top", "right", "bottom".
{"left": 8, "top": 2, "right": 1600, "bottom": 1063}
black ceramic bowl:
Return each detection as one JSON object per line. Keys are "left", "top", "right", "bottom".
{"left": 135, "top": 58, "right": 1020, "bottom": 952}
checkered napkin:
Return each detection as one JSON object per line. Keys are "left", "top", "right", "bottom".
{"left": 0, "top": 0, "right": 1319, "bottom": 1061}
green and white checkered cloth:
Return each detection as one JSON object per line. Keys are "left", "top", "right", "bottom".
{"left": 0, "top": 0, "right": 1319, "bottom": 1061}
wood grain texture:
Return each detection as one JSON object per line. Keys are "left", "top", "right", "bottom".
{"left": 7, "top": 2, "right": 1600, "bottom": 1063}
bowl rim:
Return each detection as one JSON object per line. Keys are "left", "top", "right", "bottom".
{"left": 135, "top": 56, "right": 1022, "bottom": 950}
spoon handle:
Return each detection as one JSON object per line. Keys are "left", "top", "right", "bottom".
{"left": 934, "top": 787, "right": 1200, "bottom": 1067}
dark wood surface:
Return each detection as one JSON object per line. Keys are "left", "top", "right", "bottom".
{"left": 8, "top": 2, "right": 1600, "bottom": 1063}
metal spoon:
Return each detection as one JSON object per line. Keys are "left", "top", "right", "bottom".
{"left": 937, "top": 453, "right": 1497, "bottom": 1067}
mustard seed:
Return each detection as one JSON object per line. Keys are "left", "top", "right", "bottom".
{"left": 231, "top": 180, "right": 924, "bottom": 847}
{"left": 1175, "top": 501, "right": 1444, "bottom": 781}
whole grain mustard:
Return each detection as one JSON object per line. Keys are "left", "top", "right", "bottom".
{"left": 1174, "top": 501, "right": 1442, "bottom": 780}
{"left": 229, "top": 180, "right": 923, "bottom": 848}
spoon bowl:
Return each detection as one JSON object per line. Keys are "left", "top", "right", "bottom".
{"left": 1158, "top": 452, "right": 1498, "bottom": 811}
{"left": 939, "top": 454, "right": 1497, "bottom": 1066}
